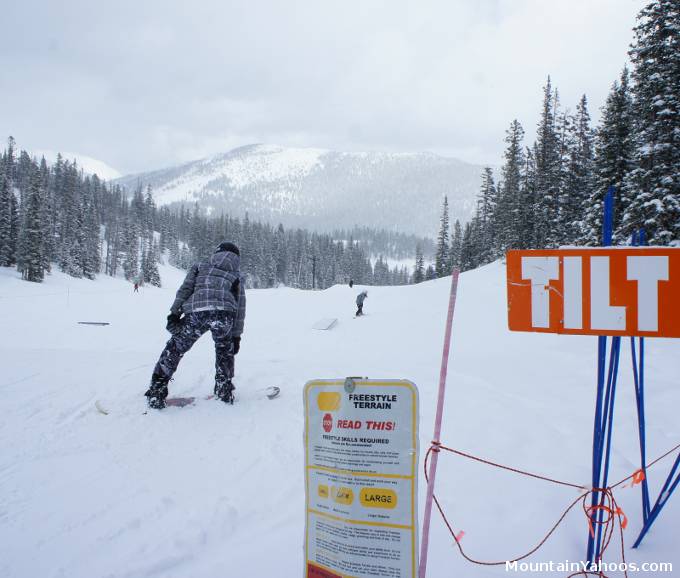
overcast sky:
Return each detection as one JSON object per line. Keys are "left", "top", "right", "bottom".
{"left": 1, "top": 0, "right": 646, "bottom": 176}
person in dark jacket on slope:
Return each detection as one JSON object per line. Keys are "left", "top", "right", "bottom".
{"left": 145, "top": 242, "right": 246, "bottom": 409}
{"left": 356, "top": 290, "right": 368, "bottom": 316}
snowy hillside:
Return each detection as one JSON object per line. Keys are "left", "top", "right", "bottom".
{"left": 115, "top": 144, "right": 485, "bottom": 237}
{"left": 34, "top": 150, "right": 122, "bottom": 181}
{"left": 1, "top": 263, "right": 678, "bottom": 578}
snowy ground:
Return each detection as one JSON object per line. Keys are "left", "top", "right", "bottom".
{"left": 1, "top": 262, "right": 678, "bottom": 578}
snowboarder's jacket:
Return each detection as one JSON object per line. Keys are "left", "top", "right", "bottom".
{"left": 170, "top": 250, "right": 246, "bottom": 337}
{"left": 356, "top": 291, "right": 367, "bottom": 306}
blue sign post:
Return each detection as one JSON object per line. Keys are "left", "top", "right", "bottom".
{"left": 631, "top": 226, "right": 680, "bottom": 545}
{"left": 586, "top": 188, "right": 621, "bottom": 563}
{"left": 586, "top": 188, "right": 679, "bottom": 561}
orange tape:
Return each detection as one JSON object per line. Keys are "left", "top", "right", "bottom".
{"left": 630, "top": 469, "right": 646, "bottom": 487}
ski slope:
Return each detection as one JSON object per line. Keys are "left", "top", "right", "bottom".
{"left": 0, "top": 262, "right": 678, "bottom": 578}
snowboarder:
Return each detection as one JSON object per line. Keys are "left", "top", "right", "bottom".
{"left": 144, "top": 241, "right": 246, "bottom": 409}
{"left": 355, "top": 290, "right": 368, "bottom": 316}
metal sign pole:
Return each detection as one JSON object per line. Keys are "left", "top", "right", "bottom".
{"left": 633, "top": 456, "right": 680, "bottom": 547}
{"left": 587, "top": 187, "right": 623, "bottom": 563}
{"left": 630, "top": 228, "right": 652, "bottom": 523}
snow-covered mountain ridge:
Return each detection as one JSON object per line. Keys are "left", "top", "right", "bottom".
{"left": 115, "top": 144, "right": 486, "bottom": 236}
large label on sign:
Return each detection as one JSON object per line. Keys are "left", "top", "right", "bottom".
{"left": 303, "top": 379, "right": 419, "bottom": 578}
{"left": 507, "top": 248, "right": 680, "bottom": 337}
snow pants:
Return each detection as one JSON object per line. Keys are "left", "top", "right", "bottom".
{"left": 152, "top": 310, "right": 235, "bottom": 387}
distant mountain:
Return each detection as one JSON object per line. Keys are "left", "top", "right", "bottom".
{"left": 35, "top": 150, "right": 122, "bottom": 180}
{"left": 115, "top": 144, "right": 486, "bottom": 237}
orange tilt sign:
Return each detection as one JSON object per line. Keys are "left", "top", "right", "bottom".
{"left": 506, "top": 248, "right": 680, "bottom": 337}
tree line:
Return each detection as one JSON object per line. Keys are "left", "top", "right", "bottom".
{"left": 426, "top": 0, "right": 679, "bottom": 279}
{"left": 0, "top": 143, "right": 411, "bottom": 288}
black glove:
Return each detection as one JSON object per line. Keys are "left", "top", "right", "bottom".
{"left": 232, "top": 336, "right": 241, "bottom": 355}
{"left": 166, "top": 312, "right": 182, "bottom": 334}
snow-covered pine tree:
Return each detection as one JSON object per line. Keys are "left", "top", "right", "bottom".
{"left": 70, "top": 169, "right": 92, "bottom": 279}
{"left": 0, "top": 137, "right": 17, "bottom": 266}
{"left": 560, "top": 95, "right": 594, "bottom": 244}
{"left": 143, "top": 239, "right": 161, "bottom": 287}
{"left": 449, "top": 219, "right": 462, "bottom": 270}
{"left": 9, "top": 173, "right": 18, "bottom": 265}
{"left": 553, "top": 106, "right": 573, "bottom": 245}
{"left": 19, "top": 167, "right": 46, "bottom": 282}
{"left": 582, "top": 68, "right": 635, "bottom": 245}
{"left": 413, "top": 243, "right": 425, "bottom": 283}
{"left": 38, "top": 157, "right": 53, "bottom": 273}
{"left": 56, "top": 160, "right": 83, "bottom": 277}
{"left": 621, "top": 0, "right": 680, "bottom": 244}
{"left": 139, "top": 239, "right": 148, "bottom": 284}
{"left": 14, "top": 151, "right": 34, "bottom": 274}
{"left": 151, "top": 240, "right": 162, "bottom": 287}
{"left": 517, "top": 147, "right": 538, "bottom": 249}
{"left": 143, "top": 186, "right": 155, "bottom": 241}
{"left": 459, "top": 221, "right": 475, "bottom": 271}
{"left": 373, "top": 255, "right": 389, "bottom": 285}
{"left": 475, "top": 167, "right": 496, "bottom": 264}
{"left": 0, "top": 159, "right": 11, "bottom": 267}
{"left": 435, "top": 196, "right": 450, "bottom": 277}
{"left": 122, "top": 220, "right": 140, "bottom": 281}
{"left": 401, "top": 265, "right": 411, "bottom": 285}
{"left": 81, "top": 178, "right": 101, "bottom": 279}
{"left": 179, "top": 244, "right": 192, "bottom": 270}
{"left": 533, "top": 78, "right": 561, "bottom": 248}
{"left": 168, "top": 237, "right": 180, "bottom": 268}
{"left": 263, "top": 241, "right": 277, "bottom": 288}
{"left": 274, "top": 223, "right": 288, "bottom": 285}
{"left": 493, "top": 120, "right": 525, "bottom": 256}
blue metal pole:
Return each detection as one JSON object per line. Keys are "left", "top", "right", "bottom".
{"left": 587, "top": 186, "right": 616, "bottom": 563}
{"left": 587, "top": 335, "right": 608, "bottom": 562}
{"left": 630, "top": 228, "right": 651, "bottom": 521}
{"left": 594, "top": 337, "right": 621, "bottom": 558}
{"left": 637, "top": 228, "right": 650, "bottom": 518}
{"left": 634, "top": 453, "right": 680, "bottom": 548}
{"left": 631, "top": 335, "right": 651, "bottom": 520}
{"left": 639, "top": 334, "right": 649, "bottom": 516}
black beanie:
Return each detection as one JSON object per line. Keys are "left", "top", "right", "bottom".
{"left": 215, "top": 241, "right": 240, "bottom": 256}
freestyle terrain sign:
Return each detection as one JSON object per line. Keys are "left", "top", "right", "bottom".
{"left": 507, "top": 248, "right": 680, "bottom": 337}
{"left": 304, "top": 379, "right": 419, "bottom": 578}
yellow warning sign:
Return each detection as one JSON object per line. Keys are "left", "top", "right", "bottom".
{"left": 303, "top": 379, "right": 419, "bottom": 578}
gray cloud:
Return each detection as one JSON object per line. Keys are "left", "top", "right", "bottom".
{"left": 0, "top": 0, "right": 646, "bottom": 174}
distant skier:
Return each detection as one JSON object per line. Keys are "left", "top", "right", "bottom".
{"left": 133, "top": 282, "right": 139, "bottom": 293}
{"left": 349, "top": 279, "right": 354, "bottom": 288}
{"left": 355, "top": 290, "right": 368, "bottom": 316}
{"left": 145, "top": 242, "right": 246, "bottom": 409}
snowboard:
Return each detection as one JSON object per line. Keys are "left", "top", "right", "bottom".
{"left": 95, "top": 387, "right": 280, "bottom": 415}
{"left": 166, "top": 386, "right": 280, "bottom": 407}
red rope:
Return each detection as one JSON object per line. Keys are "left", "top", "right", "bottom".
{"left": 424, "top": 441, "right": 680, "bottom": 578}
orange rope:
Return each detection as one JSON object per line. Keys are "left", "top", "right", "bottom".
{"left": 424, "top": 441, "right": 680, "bottom": 578}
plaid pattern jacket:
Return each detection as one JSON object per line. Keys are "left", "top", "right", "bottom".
{"left": 170, "top": 251, "right": 246, "bottom": 337}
